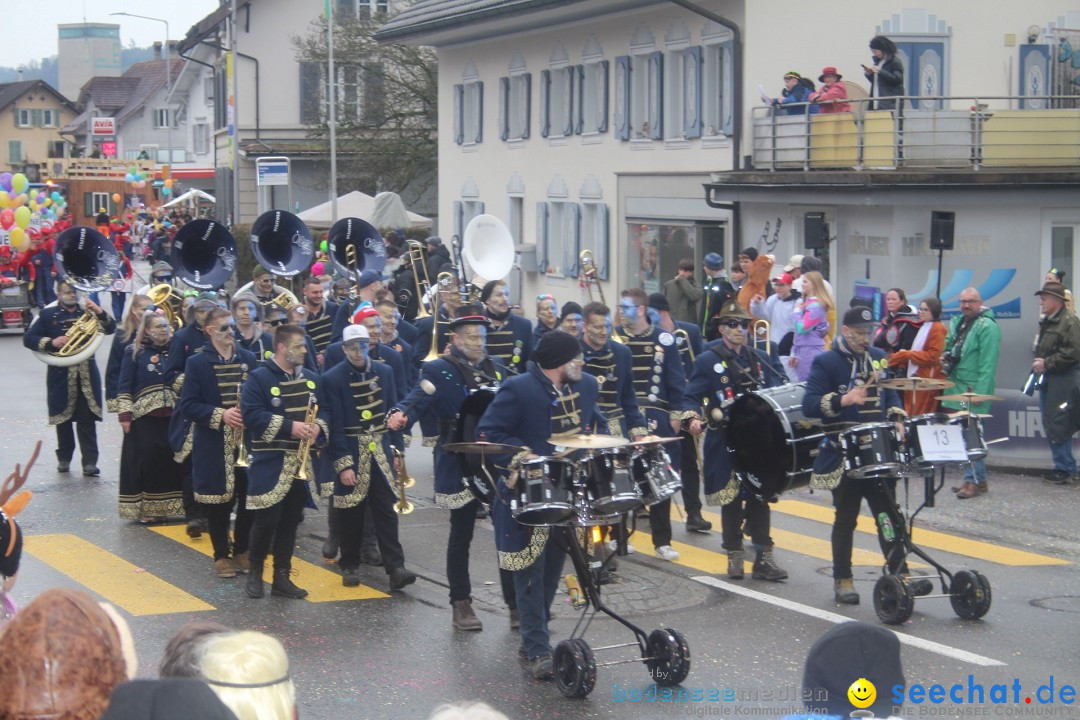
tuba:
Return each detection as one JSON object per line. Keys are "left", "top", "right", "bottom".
{"left": 462, "top": 214, "right": 514, "bottom": 303}
{"left": 328, "top": 217, "right": 387, "bottom": 299}
{"left": 171, "top": 219, "right": 238, "bottom": 291}
{"left": 250, "top": 210, "right": 314, "bottom": 278}
{"left": 34, "top": 227, "right": 120, "bottom": 367}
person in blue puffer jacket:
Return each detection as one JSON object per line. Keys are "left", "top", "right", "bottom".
{"left": 772, "top": 71, "right": 819, "bottom": 116}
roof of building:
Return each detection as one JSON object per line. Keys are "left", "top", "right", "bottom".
{"left": 178, "top": 0, "right": 253, "bottom": 53}
{"left": 62, "top": 58, "right": 185, "bottom": 133}
{"left": 0, "top": 79, "right": 78, "bottom": 113}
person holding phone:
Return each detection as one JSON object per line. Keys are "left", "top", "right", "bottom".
{"left": 864, "top": 35, "right": 904, "bottom": 110}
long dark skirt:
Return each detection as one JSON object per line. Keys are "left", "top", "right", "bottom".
{"left": 118, "top": 415, "right": 185, "bottom": 520}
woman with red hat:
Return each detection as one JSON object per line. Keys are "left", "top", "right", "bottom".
{"left": 809, "top": 66, "right": 851, "bottom": 113}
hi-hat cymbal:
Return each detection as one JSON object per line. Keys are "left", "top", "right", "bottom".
{"left": 879, "top": 377, "right": 955, "bottom": 392}
{"left": 951, "top": 411, "right": 993, "bottom": 419}
{"left": 938, "top": 392, "right": 1003, "bottom": 404}
{"left": 624, "top": 436, "right": 684, "bottom": 448}
{"left": 443, "top": 441, "right": 525, "bottom": 455}
{"left": 551, "top": 434, "right": 629, "bottom": 450}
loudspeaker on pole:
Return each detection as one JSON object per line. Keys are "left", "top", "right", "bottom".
{"left": 930, "top": 211, "right": 955, "bottom": 251}
{"left": 804, "top": 212, "right": 828, "bottom": 250}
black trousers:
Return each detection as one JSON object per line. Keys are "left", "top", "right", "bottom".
{"left": 831, "top": 475, "right": 906, "bottom": 580}
{"left": 202, "top": 470, "right": 253, "bottom": 561}
{"left": 648, "top": 497, "right": 672, "bottom": 548}
{"left": 448, "top": 499, "right": 516, "bottom": 607}
{"left": 55, "top": 394, "right": 98, "bottom": 466}
{"left": 249, "top": 479, "right": 308, "bottom": 572}
{"left": 179, "top": 456, "right": 200, "bottom": 522}
{"left": 338, "top": 470, "right": 405, "bottom": 572}
{"left": 720, "top": 495, "right": 772, "bottom": 551}
{"left": 678, "top": 430, "right": 702, "bottom": 514}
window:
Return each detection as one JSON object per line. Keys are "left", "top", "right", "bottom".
{"left": 338, "top": 0, "right": 388, "bottom": 21}
{"left": 702, "top": 38, "right": 734, "bottom": 137}
{"left": 454, "top": 74, "right": 483, "bottom": 146}
{"left": 628, "top": 223, "right": 697, "bottom": 294}
{"left": 578, "top": 60, "right": 608, "bottom": 135}
{"left": 153, "top": 108, "right": 174, "bottom": 129}
{"left": 630, "top": 52, "right": 662, "bottom": 139}
{"left": 580, "top": 202, "right": 610, "bottom": 279}
{"left": 339, "top": 65, "right": 364, "bottom": 122}
{"left": 88, "top": 191, "right": 111, "bottom": 217}
{"left": 7, "top": 140, "right": 21, "bottom": 163}
{"left": 540, "top": 66, "right": 573, "bottom": 138}
{"left": 15, "top": 109, "right": 31, "bottom": 128}
{"left": 499, "top": 72, "right": 531, "bottom": 141}
{"left": 40, "top": 109, "right": 58, "bottom": 128}
{"left": 662, "top": 46, "right": 702, "bottom": 141}
{"left": 508, "top": 195, "right": 524, "bottom": 245}
{"left": 193, "top": 123, "right": 210, "bottom": 155}
{"left": 214, "top": 71, "right": 228, "bottom": 128}
{"left": 47, "top": 140, "right": 65, "bottom": 158}
{"left": 204, "top": 76, "right": 215, "bottom": 105}
{"left": 539, "top": 201, "right": 580, "bottom": 277}
{"left": 299, "top": 61, "right": 324, "bottom": 124}
{"left": 453, "top": 198, "right": 485, "bottom": 273}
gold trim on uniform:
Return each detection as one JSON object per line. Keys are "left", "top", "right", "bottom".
{"left": 106, "top": 398, "right": 120, "bottom": 414}
{"left": 423, "top": 436, "right": 439, "bottom": 447}
{"left": 210, "top": 407, "right": 224, "bottom": 431}
{"left": 115, "top": 392, "right": 133, "bottom": 417}
{"left": 261, "top": 415, "right": 285, "bottom": 444}
{"left": 247, "top": 451, "right": 310, "bottom": 510}
{"left": 810, "top": 465, "right": 844, "bottom": 490}
{"left": 194, "top": 425, "right": 241, "bottom": 504}
{"left": 820, "top": 392, "right": 839, "bottom": 418}
{"left": 332, "top": 434, "right": 393, "bottom": 509}
{"left": 119, "top": 493, "right": 184, "bottom": 519}
{"left": 670, "top": 409, "right": 697, "bottom": 422}
{"left": 498, "top": 527, "right": 551, "bottom": 571}
{"left": 173, "top": 425, "right": 194, "bottom": 463}
{"left": 334, "top": 456, "right": 353, "bottom": 474}
{"left": 131, "top": 388, "right": 175, "bottom": 419}
{"left": 628, "top": 425, "right": 648, "bottom": 437}
{"left": 706, "top": 473, "right": 740, "bottom": 506}
{"left": 436, "top": 488, "right": 475, "bottom": 510}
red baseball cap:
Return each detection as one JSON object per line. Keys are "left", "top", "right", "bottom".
{"left": 772, "top": 272, "right": 794, "bottom": 285}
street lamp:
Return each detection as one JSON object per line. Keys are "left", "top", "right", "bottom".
{"left": 110, "top": 12, "right": 172, "bottom": 168}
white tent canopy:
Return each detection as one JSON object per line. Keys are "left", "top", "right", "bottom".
{"left": 161, "top": 188, "right": 216, "bottom": 208}
{"left": 297, "top": 190, "right": 432, "bottom": 229}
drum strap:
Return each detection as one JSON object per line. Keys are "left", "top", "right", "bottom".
{"left": 708, "top": 343, "right": 763, "bottom": 391}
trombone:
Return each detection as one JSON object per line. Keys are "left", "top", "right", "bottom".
{"left": 405, "top": 240, "right": 432, "bottom": 319}
{"left": 580, "top": 249, "right": 604, "bottom": 304}
{"left": 391, "top": 446, "right": 415, "bottom": 515}
{"left": 423, "top": 272, "right": 456, "bottom": 362}
{"left": 752, "top": 319, "right": 771, "bottom": 355}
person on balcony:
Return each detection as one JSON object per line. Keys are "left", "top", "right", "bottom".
{"left": 772, "top": 71, "right": 818, "bottom": 116}
{"left": 864, "top": 36, "right": 905, "bottom": 111}
{"left": 809, "top": 67, "right": 850, "bottom": 113}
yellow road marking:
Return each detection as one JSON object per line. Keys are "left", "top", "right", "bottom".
{"left": 772, "top": 498, "right": 1070, "bottom": 566}
{"left": 149, "top": 524, "right": 389, "bottom": 602}
{"left": 24, "top": 534, "right": 214, "bottom": 616}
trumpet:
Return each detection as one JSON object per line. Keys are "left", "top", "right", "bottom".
{"left": 391, "top": 446, "right": 415, "bottom": 515}
{"left": 295, "top": 393, "right": 318, "bottom": 481}
{"left": 752, "top": 319, "right": 771, "bottom": 355}
{"left": 234, "top": 378, "right": 250, "bottom": 469}
{"left": 405, "top": 240, "right": 432, "bottom": 319}
{"left": 580, "top": 249, "right": 604, "bottom": 304}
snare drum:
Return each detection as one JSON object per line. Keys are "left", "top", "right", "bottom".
{"left": 949, "top": 414, "right": 988, "bottom": 461}
{"left": 581, "top": 449, "right": 643, "bottom": 516}
{"left": 512, "top": 457, "right": 577, "bottom": 526}
{"left": 903, "top": 413, "right": 949, "bottom": 467}
{"left": 630, "top": 446, "right": 682, "bottom": 506}
{"left": 839, "top": 422, "right": 902, "bottom": 478}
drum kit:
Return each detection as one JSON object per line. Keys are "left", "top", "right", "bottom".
{"left": 445, "top": 434, "right": 690, "bottom": 698}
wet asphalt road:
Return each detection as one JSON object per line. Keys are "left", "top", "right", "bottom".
{"left": 3, "top": 326, "right": 1079, "bottom": 720}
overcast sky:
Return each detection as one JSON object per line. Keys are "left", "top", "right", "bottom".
{"left": 2, "top": 0, "right": 221, "bottom": 69}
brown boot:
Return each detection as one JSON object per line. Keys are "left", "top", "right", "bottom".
{"left": 232, "top": 552, "right": 249, "bottom": 574}
{"left": 452, "top": 599, "right": 483, "bottom": 631}
{"left": 955, "top": 482, "right": 980, "bottom": 499}
{"left": 215, "top": 558, "right": 236, "bottom": 578}
{"left": 834, "top": 578, "right": 859, "bottom": 604}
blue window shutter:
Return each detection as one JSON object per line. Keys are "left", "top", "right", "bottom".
{"left": 474, "top": 81, "right": 484, "bottom": 144}
{"left": 563, "top": 203, "right": 581, "bottom": 276}
{"left": 595, "top": 204, "right": 609, "bottom": 280}
{"left": 614, "top": 56, "right": 631, "bottom": 140}
{"left": 499, "top": 77, "right": 509, "bottom": 140}
{"left": 536, "top": 202, "right": 549, "bottom": 273}
{"left": 523, "top": 73, "right": 532, "bottom": 139}
{"left": 721, "top": 40, "right": 734, "bottom": 136}
{"left": 454, "top": 201, "right": 463, "bottom": 242}
{"left": 477, "top": 201, "right": 485, "bottom": 215}
{"left": 1019, "top": 44, "right": 1051, "bottom": 109}
{"left": 453, "top": 84, "right": 464, "bottom": 145}
{"left": 649, "top": 51, "right": 664, "bottom": 139}
{"left": 563, "top": 67, "right": 575, "bottom": 137}
{"left": 683, "top": 46, "right": 703, "bottom": 139}
{"left": 540, "top": 70, "right": 551, "bottom": 138}
{"left": 598, "top": 60, "right": 609, "bottom": 134}
{"left": 575, "top": 65, "right": 584, "bottom": 135}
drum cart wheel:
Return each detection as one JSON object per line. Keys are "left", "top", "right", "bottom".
{"left": 873, "top": 574, "right": 914, "bottom": 625}
{"left": 552, "top": 525, "right": 691, "bottom": 699}
{"left": 949, "top": 570, "right": 992, "bottom": 619}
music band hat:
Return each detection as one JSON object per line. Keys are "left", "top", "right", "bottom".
{"left": 703, "top": 252, "right": 725, "bottom": 270}
{"left": 448, "top": 312, "right": 492, "bottom": 331}
{"left": 424, "top": 236, "right": 443, "bottom": 247}
{"left": 783, "top": 254, "right": 804, "bottom": 272}
{"left": 151, "top": 261, "right": 173, "bottom": 275}
{"left": 534, "top": 329, "right": 581, "bottom": 369}
{"left": 842, "top": 306, "right": 876, "bottom": 328}
{"left": 647, "top": 292, "right": 671, "bottom": 313}
{"left": 1035, "top": 281, "right": 1068, "bottom": 301}
{"left": 193, "top": 292, "right": 221, "bottom": 309}
{"left": 717, "top": 301, "right": 750, "bottom": 322}
{"left": 342, "top": 324, "right": 370, "bottom": 345}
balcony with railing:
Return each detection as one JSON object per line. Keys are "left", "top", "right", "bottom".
{"left": 750, "top": 95, "right": 1080, "bottom": 172}
{"left": 51, "top": 158, "right": 158, "bottom": 181}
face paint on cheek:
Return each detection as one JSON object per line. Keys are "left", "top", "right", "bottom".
{"left": 647, "top": 308, "right": 661, "bottom": 326}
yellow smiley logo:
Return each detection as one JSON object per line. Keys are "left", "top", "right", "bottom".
{"left": 848, "top": 678, "right": 876, "bottom": 709}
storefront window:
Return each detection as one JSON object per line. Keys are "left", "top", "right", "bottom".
{"left": 627, "top": 223, "right": 697, "bottom": 294}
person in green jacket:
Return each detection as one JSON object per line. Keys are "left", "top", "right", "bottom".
{"left": 942, "top": 288, "right": 1001, "bottom": 498}
{"left": 1033, "top": 281, "right": 1080, "bottom": 485}
{"left": 664, "top": 257, "right": 704, "bottom": 324}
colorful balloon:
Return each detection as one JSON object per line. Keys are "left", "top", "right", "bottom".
{"left": 0, "top": 173, "right": 11, "bottom": 192}
{"left": 0, "top": 191, "right": 8, "bottom": 208}
{"left": 11, "top": 173, "right": 27, "bottom": 194}
{"left": 112, "top": 193, "right": 121, "bottom": 204}
{"left": 162, "top": 186, "right": 171, "bottom": 196}
{"left": 9, "top": 226, "right": 27, "bottom": 250}
{"left": 164, "top": 179, "right": 173, "bottom": 189}
{"left": 0, "top": 209, "right": 13, "bottom": 230}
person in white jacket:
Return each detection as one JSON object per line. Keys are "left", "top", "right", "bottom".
{"left": 749, "top": 272, "right": 802, "bottom": 383}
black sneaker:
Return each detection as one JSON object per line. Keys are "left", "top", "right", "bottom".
{"left": 186, "top": 519, "right": 203, "bottom": 539}
{"left": 360, "top": 547, "right": 383, "bottom": 566}
{"left": 529, "top": 655, "right": 553, "bottom": 680}
{"left": 388, "top": 567, "right": 417, "bottom": 590}
{"left": 685, "top": 510, "right": 713, "bottom": 533}
{"left": 82, "top": 465, "right": 100, "bottom": 477}
{"left": 341, "top": 567, "right": 361, "bottom": 587}
{"left": 57, "top": 461, "right": 70, "bottom": 473}
{"left": 1043, "top": 469, "right": 1071, "bottom": 483}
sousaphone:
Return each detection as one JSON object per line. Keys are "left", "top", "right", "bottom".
{"left": 250, "top": 210, "right": 314, "bottom": 277}
{"left": 328, "top": 216, "right": 387, "bottom": 281}
{"left": 170, "top": 219, "right": 238, "bottom": 290}
{"left": 462, "top": 214, "right": 515, "bottom": 296}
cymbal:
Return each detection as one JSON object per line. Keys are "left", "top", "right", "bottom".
{"left": 442, "top": 441, "right": 524, "bottom": 455}
{"left": 879, "top": 377, "right": 954, "bottom": 392}
{"left": 950, "top": 411, "right": 993, "bottom": 419}
{"left": 551, "top": 434, "right": 629, "bottom": 450}
{"left": 624, "top": 436, "right": 684, "bottom": 448}
{"left": 938, "top": 392, "right": 1003, "bottom": 404}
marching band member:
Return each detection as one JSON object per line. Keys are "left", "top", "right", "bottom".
{"left": 105, "top": 295, "right": 153, "bottom": 415}
{"left": 241, "top": 325, "right": 329, "bottom": 600}
{"left": 802, "top": 306, "right": 928, "bottom": 605}
{"left": 648, "top": 293, "right": 711, "bottom": 534}
{"left": 180, "top": 307, "right": 258, "bottom": 579}
{"left": 480, "top": 280, "right": 532, "bottom": 375}
{"left": 476, "top": 331, "right": 605, "bottom": 680}
{"left": 231, "top": 293, "right": 274, "bottom": 362}
{"left": 580, "top": 302, "right": 646, "bottom": 439}
{"left": 375, "top": 299, "right": 416, "bottom": 386}
{"left": 615, "top": 288, "right": 690, "bottom": 561}
{"left": 681, "top": 302, "right": 787, "bottom": 580}
{"left": 376, "top": 289, "right": 419, "bottom": 347}
{"left": 557, "top": 302, "right": 584, "bottom": 338}
{"left": 330, "top": 269, "right": 382, "bottom": 343}
{"left": 411, "top": 271, "right": 465, "bottom": 371}
{"left": 286, "top": 306, "right": 320, "bottom": 374}
{"left": 300, "top": 276, "right": 338, "bottom": 367}
{"left": 116, "top": 310, "right": 183, "bottom": 522}
{"left": 24, "top": 281, "right": 116, "bottom": 476}
{"left": 324, "top": 324, "right": 417, "bottom": 592}
{"left": 532, "top": 294, "right": 558, "bottom": 344}
{"left": 388, "top": 307, "right": 512, "bottom": 630}
{"left": 244, "top": 267, "right": 296, "bottom": 315}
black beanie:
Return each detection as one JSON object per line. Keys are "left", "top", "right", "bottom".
{"left": 0, "top": 510, "right": 22, "bottom": 578}
{"left": 101, "top": 679, "right": 240, "bottom": 720}
{"left": 534, "top": 330, "right": 582, "bottom": 369}
{"left": 801, "top": 622, "right": 905, "bottom": 718}
{"left": 480, "top": 280, "right": 501, "bottom": 304}
{"left": 559, "top": 301, "right": 584, "bottom": 322}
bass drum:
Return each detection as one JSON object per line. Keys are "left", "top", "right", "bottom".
{"left": 725, "top": 383, "right": 822, "bottom": 500}
{"left": 452, "top": 389, "right": 498, "bottom": 505}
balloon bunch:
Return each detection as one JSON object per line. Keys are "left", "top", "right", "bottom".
{"left": 0, "top": 173, "right": 67, "bottom": 251}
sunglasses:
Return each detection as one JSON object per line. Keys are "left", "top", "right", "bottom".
{"left": 724, "top": 319, "right": 750, "bottom": 329}
{"left": 213, "top": 324, "right": 233, "bottom": 334}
